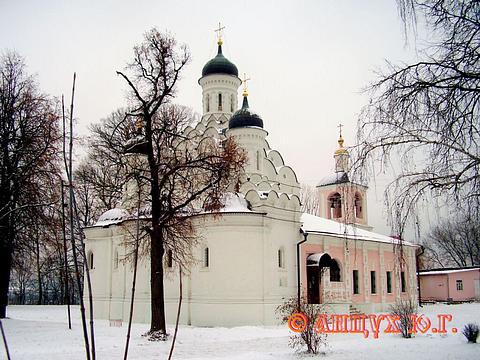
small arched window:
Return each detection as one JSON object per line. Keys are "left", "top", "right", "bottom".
{"left": 206, "top": 94, "right": 210, "bottom": 112}
{"left": 354, "top": 193, "right": 363, "bottom": 219}
{"left": 330, "top": 259, "right": 341, "bottom": 282}
{"left": 230, "top": 94, "right": 234, "bottom": 112}
{"left": 203, "top": 247, "right": 209, "bottom": 268}
{"left": 113, "top": 249, "right": 119, "bottom": 270}
{"left": 328, "top": 192, "right": 342, "bottom": 219}
{"left": 88, "top": 251, "right": 94, "bottom": 270}
{"left": 167, "top": 249, "right": 173, "bottom": 268}
{"left": 218, "top": 93, "right": 222, "bottom": 111}
{"left": 278, "top": 248, "right": 285, "bottom": 268}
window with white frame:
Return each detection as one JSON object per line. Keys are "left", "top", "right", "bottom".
{"left": 456, "top": 279, "right": 463, "bottom": 291}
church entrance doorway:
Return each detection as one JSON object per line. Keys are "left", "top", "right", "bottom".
{"left": 306, "top": 253, "right": 332, "bottom": 304}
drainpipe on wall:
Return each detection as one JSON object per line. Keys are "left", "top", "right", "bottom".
{"left": 297, "top": 229, "right": 309, "bottom": 309}
{"left": 416, "top": 245, "right": 425, "bottom": 307}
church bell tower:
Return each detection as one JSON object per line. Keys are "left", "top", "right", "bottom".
{"left": 198, "top": 24, "right": 242, "bottom": 125}
{"left": 315, "top": 127, "right": 372, "bottom": 231}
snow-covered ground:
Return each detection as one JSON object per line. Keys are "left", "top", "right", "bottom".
{"left": 2, "top": 303, "right": 479, "bottom": 359}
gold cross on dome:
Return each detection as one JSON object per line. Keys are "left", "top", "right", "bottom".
{"left": 337, "top": 123, "right": 344, "bottom": 137}
{"left": 242, "top": 73, "right": 251, "bottom": 96}
{"left": 214, "top": 22, "right": 225, "bottom": 45}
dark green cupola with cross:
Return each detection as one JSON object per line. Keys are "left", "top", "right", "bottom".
{"left": 202, "top": 39, "right": 238, "bottom": 77}
{"left": 229, "top": 87, "right": 264, "bottom": 129}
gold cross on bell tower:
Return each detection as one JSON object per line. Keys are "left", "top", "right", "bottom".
{"left": 242, "top": 73, "right": 251, "bottom": 97}
{"left": 214, "top": 22, "right": 225, "bottom": 45}
{"left": 337, "top": 123, "right": 344, "bottom": 137}
{"left": 337, "top": 123, "right": 345, "bottom": 148}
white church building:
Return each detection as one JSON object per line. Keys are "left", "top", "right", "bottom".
{"left": 84, "top": 35, "right": 419, "bottom": 326}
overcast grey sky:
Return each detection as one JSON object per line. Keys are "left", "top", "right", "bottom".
{"left": 1, "top": 0, "right": 432, "bottom": 237}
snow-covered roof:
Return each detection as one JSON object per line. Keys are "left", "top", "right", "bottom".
{"left": 218, "top": 193, "right": 251, "bottom": 212}
{"left": 96, "top": 208, "right": 130, "bottom": 226}
{"left": 316, "top": 171, "right": 349, "bottom": 187}
{"left": 91, "top": 194, "right": 251, "bottom": 228}
{"left": 419, "top": 267, "right": 480, "bottom": 276}
{"left": 301, "top": 213, "right": 415, "bottom": 246}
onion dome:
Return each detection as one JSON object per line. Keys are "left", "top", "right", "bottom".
{"left": 334, "top": 131, "right": 350, "bottom": 173}
{"left": 201, "top": 42, "right": 238, "bottom": 77}
{"left": 334, "top": 135, "right": 348, "bottom": 155}
{"left": 229, "top": 93, "right": 263, "bottom": 129}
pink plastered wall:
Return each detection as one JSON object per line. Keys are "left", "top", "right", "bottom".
{"left": 316, "top": 184, "right": 369, "bottom": 226}
{"left": 349, "top": 245, "right": 365, "bottom": 303}
{"left": 367, "top": 250, "right": 381, "bottom": 303}
{"left": 420, "top": 269, "right": 480, "bottom": 302}
{"left": 420, "top": 274, "right": 448, "bottom": 301}
{"left": 301, "top": 239, "right": 409, "bottom": 305}
{"left": 383, "top": 251, "right": 396, "bottom": 303}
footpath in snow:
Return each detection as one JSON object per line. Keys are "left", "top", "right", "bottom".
{"left": 2, "top": 303, "right": 480, "bottom": 359}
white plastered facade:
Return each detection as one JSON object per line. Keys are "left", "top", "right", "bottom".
{"left": 84, "top": 42, "right": 418, "bottom": 326}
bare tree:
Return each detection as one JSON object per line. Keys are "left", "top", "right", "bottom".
{"left": 0, "top": 51, "right": 60, "bottom": 318}
{"left": 73, "top": 109, "right": 130, "bottom": 227}
{"left": 353, "top": 0, "right": 480, "bottom": 236}
{"left": 421, "top": 211, "right": 480, "bottom": 268}
{"left": 389, "top": 299, "right": 417, "bottom": 338}
{"left": 300, "top": 184, "right": 320, "bottom": 215}
{"left": 89, "top": 28, "right": 246, "bottom": 339}
{"left": 276, "top": 296, "right": 328, "bottom": 354}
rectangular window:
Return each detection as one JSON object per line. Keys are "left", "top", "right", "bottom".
{"left": 401, "top": 271, "right": 406, "bottom": 292}
{"left": 456, "top": 279, "right": 463, "bottom": 291}
{"left": 370, "top": 271, "right": 376, "bottom": 294}
{"left": 167, "top": 250, "right": 173, "bottom": 268}
{"left": 113, "top": 250, "right": 119, "bottom": 270}
{"left": 278, "top": 249, "right": 285, "bottom": 268}
{"left": 386, "top": 271, "right": 392, "bottom": 294}
{"left": 353, "top": 270, "right": 359, "bottom": 294}
{"left": 89, "top": 252, "right": 94, "bottom": 270}
{"left": 204, "top": 247, "right": 209, "bottom": 268}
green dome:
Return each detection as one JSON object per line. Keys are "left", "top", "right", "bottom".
{"left": 229, "top": 96, "right": 264, "bottom": 129}
{"left": 202, "top": 44, "right": 238, "bottom": 77}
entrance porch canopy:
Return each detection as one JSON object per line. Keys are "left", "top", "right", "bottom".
{"left": 306, "top": 252, "right": 332, "bottom": 267}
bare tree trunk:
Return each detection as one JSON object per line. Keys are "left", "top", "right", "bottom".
{"left": 62, "top": 88, "right": 91, "bottom": 360}
{"left": 150, "top": 229, "right": 167, "bottom": 338}
{"left": 35, "top": 232, "right": 42, "bottom": 305}
{"left": 61, "top": 181, "right": 72, "bottom": 329}
{"left": 0, "top": 319, "right": 11, "bottom": 360}
{"left": 71, "top": 194, "right": 96, "bottom": 358}
{"left": 168, "top": 266, "right": 182, "bottom": 360}
{"left": 67, "top": 74, "right": 96, "bottom": 360}
{"left": 0, "top": 227, "right": 12, "bottom": 319}
{"left": 123, "top": 184, "right": 142, "bottom": 360}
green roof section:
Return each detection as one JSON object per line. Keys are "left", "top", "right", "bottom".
{"left": 229, "top": 95, "right": 264, "bottom": 129}
{"left": 202, "top": 44, "right": 239, "bottom": 77}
